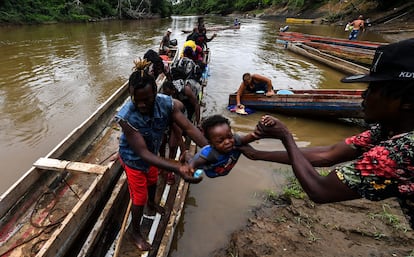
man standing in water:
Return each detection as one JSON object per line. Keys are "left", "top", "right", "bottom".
{"left": 348, "top": 15, "right": 365, "bottom": 40}
{"left": 116, "top": 58, "right": 207, "bottom": 251}
{"left": 159, "top": 28, "right": 173, "bottom": 55}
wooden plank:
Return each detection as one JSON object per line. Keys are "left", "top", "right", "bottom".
{"left": 76, "top": 173, "right": 129, "bottom": 257}
{"left": 33, "top": 157, "right": 108, "bottom": 175}
{"left": 36, "top": 163, "right": 119, "bottom": 257}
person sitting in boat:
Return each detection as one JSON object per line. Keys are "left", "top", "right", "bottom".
{"left": 159, "top": 28, "right": 173, "bottom": 56}
{"left": 197, "top": 26, "right": 217, "bottom": 50}
{"left": 182, "top": 114, "right": 261, "bottom": 178}
{"left": 183, "top": 44, "right": 206, "bottom": 73}
{"left": 116, "top": 58, "right": 208, "bottom": 251}
{"left": 240, "top": 38, "right": 414, "bottom": 230}
{"left": 236, "top": 73, "right": 275, "bottom": 111}
{"left": 184, "top": 44, "right": 204, "bottom": 62}
{"left": 171, "top": 55, "right": 203, "bottom": 91}
{"left": 186, "top": 27, "right": 200, "bottom": 42}
{"left": 161, "top": 79, "right": 201, "bottom": 126}
{"left": 348, "top": 15, "right": 364, "bottom": 40}
{"left": 143, "top": 49, "right": 172, "bottom": 81}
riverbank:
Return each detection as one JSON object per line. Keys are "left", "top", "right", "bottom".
{"left": 211, "top": 194, "right": 414, "bottom": 257}
{"left": 232, "top": 0, "right": 414, "bottom": 43}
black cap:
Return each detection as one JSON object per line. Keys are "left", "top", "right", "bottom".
{"left": 341, "top": 38, "right": 414, "bottom": 83}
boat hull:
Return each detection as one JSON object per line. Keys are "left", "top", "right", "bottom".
{"left": 229, "top": 89, "right": 364, "bottom": 119}
{"left": 279, "top": 31, "right": 386, "bottom": 50}
{"left": 286, "top": 18, "right": 315, "bottom": 24}
{"left": 77, "top": 49, "right": 209, "bottom": 257}
{"left": 285, "top": 42, "right": 370, "bottom": 75}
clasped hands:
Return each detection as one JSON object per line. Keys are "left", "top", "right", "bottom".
{"left": 177, "top": 150, "right": 202, "bottom": 184}
{"left": 254, "top": 115, "right": 290, "bottom": 140}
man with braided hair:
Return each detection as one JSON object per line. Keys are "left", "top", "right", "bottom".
{"left": 116, "top": 58, "right": 208, "bottom": 251}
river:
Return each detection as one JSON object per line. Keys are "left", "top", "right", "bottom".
{"left": 0, "top": 16, "right": 389, "bottom": 256}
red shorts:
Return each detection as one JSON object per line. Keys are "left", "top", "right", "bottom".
{"left": 119, "top": 158, "right": 158, "bottom": 206}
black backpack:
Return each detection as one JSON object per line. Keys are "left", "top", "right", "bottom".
{"left": 171, "top": 57, "right": 201, "bottom": 81}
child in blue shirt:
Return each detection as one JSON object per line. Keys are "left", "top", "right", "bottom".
{"left": 183, "top": 114, "right": 259, "bottom": 178}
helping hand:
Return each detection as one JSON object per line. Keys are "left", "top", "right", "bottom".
{"left": 254, "top": 115, "right": 290, "bottom": 140}
{"left": 178, "top": 164, "right": 203, "bottom": 184}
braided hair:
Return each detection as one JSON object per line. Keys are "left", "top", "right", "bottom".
{"left": 128, "top": 58, "right": 157, "bottom": 93}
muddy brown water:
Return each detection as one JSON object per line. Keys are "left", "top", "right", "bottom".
{"left": 0, "top": 16, "right": 390, "bottom": 256}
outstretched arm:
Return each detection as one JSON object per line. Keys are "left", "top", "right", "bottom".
{"left": 239, "top": 142, "right": 357, "bottom": 167}
{"left": 250, "top": 115, "right": 359, "bottom": 166}
{"left": 119, "top": 120, "right": 201, "bottom": 183}
{"left": 236, "top": 82, "right": 246, "bottom": 107}
{"left": 172, "top": 99, "right": 208, "bottom": 147}
{"left": 254, "top": 115, "right": 361, "bottom": 203}
{"left": 239, "top": 131, "right": 260, "bottom": 145}
{"left": 206, "top": 33, "right": 217, "bottom": 42}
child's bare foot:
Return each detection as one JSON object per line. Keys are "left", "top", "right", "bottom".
{"left": 128, "top": 230, "right": 152, "bottom": 251}
{"left": 147, "top": 202, "right": 166, "bottom": 216}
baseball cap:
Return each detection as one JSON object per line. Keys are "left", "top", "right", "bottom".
{"left": 341, "top": 38, "right": 414, "bottom": 83}
{"left": 167, "top": 28, "right": 172, "bottom": 33}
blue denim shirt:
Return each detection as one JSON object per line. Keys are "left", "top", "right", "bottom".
{"left": 116, "top": 94, "right": 173, "bottom": 171}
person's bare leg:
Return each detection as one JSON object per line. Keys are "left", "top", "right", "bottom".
{"left": 147, "top": 184, "right": 165, "bottom": 216}
{"left": 129, "top": 205, "right": 152, "bottom": 251}
{"left": 166, "top": 129, "right": 180, "bottom": 185}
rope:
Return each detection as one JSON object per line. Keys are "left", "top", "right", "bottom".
{"left": 63, "top": 161, "right": 81, "bottom": 200}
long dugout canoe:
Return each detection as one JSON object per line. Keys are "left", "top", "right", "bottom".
{"left": 284, "top": 42, "right": 370, "bottom": 75}
{"left": 279, "top": 31, "right": 387, "bottom": 50}
{"left": 229, "top": 89, "right": 364, "bottom": 119}
{"left": 77, "top": 49, "right": 210, "bottom": 257}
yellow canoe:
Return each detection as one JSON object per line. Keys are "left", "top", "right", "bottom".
{"left": 286, "top": 18, "right": 314, "bottom": 24}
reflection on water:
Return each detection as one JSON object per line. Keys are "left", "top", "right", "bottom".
{"left": 0, "top": 16, "right": 386, "bottom": 257}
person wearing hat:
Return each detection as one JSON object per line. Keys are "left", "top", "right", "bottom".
{"left": 239, "top": 38, "right": 414, "bottom": 229}
{"left": 159, "top": 28, "right": 173, "bottom": 56}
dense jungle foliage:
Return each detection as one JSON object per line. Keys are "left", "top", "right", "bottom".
{"left": 0, "top": 0, "right": 405, "bottom": 24}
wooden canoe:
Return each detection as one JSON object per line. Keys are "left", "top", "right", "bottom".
{"left": 302, "top": 41, "right": 375, "bottom": 66}
{"left": 285, "top": 18, "right": 315, "bottom": 24}
{"left": 181, "top": 24, "right": 240, "bottom": 33}
{"left": 76, "top": 49, "right": 210, "bottom": 257}
{"left": 228, "top": 89, "right": 364, "bottom": 119}
{"left": 284, "top": 42, "right": 370, "bottom": 75}
{"left": 0, "top": 49, "right": 180, "bottom": 257}
{"left": 279, "top": 31, "right": 386, "bottom": 50}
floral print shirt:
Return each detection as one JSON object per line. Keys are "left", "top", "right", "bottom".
{"left": 336, "top": 124, "right": 414, "bottom": 200}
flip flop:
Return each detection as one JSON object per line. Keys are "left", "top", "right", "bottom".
{"left": 235, "top": 108, "right": 248, "bottom": 115}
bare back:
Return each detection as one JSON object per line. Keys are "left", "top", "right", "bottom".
{"left": 352, "top": 19, "right": 364, "bottom": 30}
